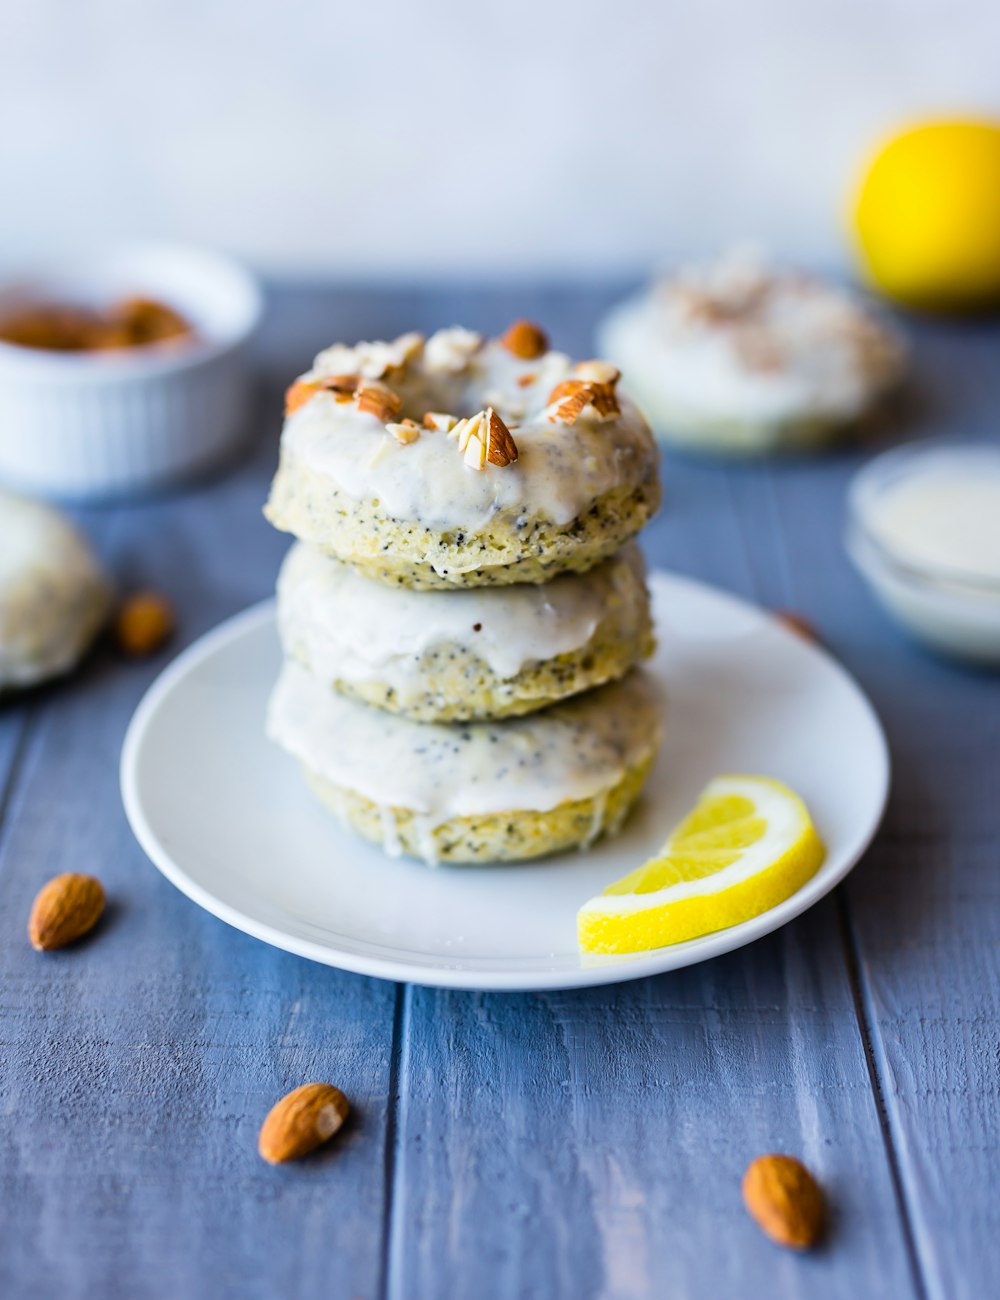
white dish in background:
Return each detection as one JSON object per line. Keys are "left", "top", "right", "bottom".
{"left": 847, "top": 441, "right": 1000, "bottom": 666}
{"left": 121, "top": 572, "right": 890, "bottom": 992}
{"left": 0, "top": 243, "right": 262, "bottom": 501}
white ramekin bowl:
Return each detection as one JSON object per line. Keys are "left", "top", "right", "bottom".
{"left": 0, "top": 244, "right": 263, "bottom": 501}
{"left": 846, "top": 442, "right": 1000, "bottom": 667}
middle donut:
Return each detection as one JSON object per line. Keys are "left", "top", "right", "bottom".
{"left": 276, "top": 540, "right": 654, "bottom": 724}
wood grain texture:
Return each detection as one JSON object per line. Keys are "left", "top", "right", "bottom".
{"left": 389, "top": 913, "right": 914, "bottom": 1300}
{"left": 386, "top": 440, "right": 917, "bottom": 1300}
{"left": 0, "top": 417, "right": 396, "bottom": 1300}
{"left": 751, "top": 320, "right": 1000, "bottom": 1300}
{"left": 0, "top": 287, "right": 997, "bottom": 1299}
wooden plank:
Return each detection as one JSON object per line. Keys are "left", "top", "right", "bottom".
{"left": 758, "top": 318, "right": 1000, "bottom": 1300}
{"left": 0, "top": 426, "right": 398, "bottom": 1299}
{"left": 0, "top": 713, "right": 27, "bottom": 811}
{"left": 385, "top": 443, "right": 917, "bottom": 1300}
{"left": 1, "top": 286, "right": 995, "bottom": 1300}
{"left": 388, "top": 909, "right": 914, "bottom": 1300}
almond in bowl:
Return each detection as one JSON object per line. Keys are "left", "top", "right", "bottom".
{"left": 0, "top": 243, "right": 262, "bottom": 501}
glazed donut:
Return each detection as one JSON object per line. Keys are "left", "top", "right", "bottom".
{"left": 599, "top": 252, "right": 905, "bottom": 455}
{"left": 265, "top": 322, "right": 660, "bottom": 588}
{"left": 0, "top": 491, "right": 110, "bottom": 690}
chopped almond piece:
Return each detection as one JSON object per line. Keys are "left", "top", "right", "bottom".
{"left": 455, "top": 408, "right": 518, "bottom": 471}
{"left": 285, "top": 373, "right": 361, "bottom": 415}
{"left": 501, "top": 320, "right": 549, "bottom": 360}
{"left": 424, "top": 327, "right": 483, "bottom": 373}
{"left": 423, "top": 411, "right": 458, "bottom": 433}
{"left": 485, "top": 408, "right": 518, "bottom": 466}
{"left": 321, "top": 373, "right": 361, "bottom": 396}
{"left": 355, "top": 382, "right": 402, "bottom": 422}
{"left": 574, "top": 359, "right": 621, "bottom": 386}
{"left": 462, "top": 416, "right": 487, "bottom": 470}
{"left": 387, "top": 421, "right": 420, "bottom": 445}
{"left": 285, "top": 380, "right": 319, "bottom": 415}
{"left": 546, "top": 379, "right": 592, "bottom": 425}
{"left": 546, "top": 378, "right": 620, "bottom": 425}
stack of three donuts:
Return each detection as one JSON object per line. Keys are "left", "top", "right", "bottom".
{"left": 264, "top": 323, "right": 664, "bottom": 864}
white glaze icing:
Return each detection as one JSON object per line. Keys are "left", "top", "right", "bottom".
{"left": 0, "top": 491, "right": 110, "bottom": 688}
{"left": 868, "top": 463, "right": 1000, "bottom": 583}
{"left": 267, "top": 658, "right": 663, "bottom": 823}
{"left": 276, "top": 540, "right": 648, "bottom": 686}
{"left": 279, "top": 334, "right": 658, "bottom": 531}
{"left": 601, "top": 252, "right": 905, "bottom": 429}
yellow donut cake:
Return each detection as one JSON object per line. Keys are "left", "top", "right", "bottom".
{"left": 264, "top": 324, "right": 660, "bottom": 588}
{"left": 267, "top": 658, "right": 663, "bottom": 865}
{"left": 276, "top": 540, "right": 654, "bottom": 723}
{"left": 0, "top": 491, "right": 110, "bottom": 691}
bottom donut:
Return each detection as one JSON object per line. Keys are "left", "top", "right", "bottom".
{"left": 267, "top": 659, "right": 664, "bottom": 865}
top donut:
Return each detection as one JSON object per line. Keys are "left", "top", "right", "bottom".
{"left": 264, "top": 322, "right": 660, "bottom": 588}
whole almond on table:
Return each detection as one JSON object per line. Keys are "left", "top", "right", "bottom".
{"left": 775, "top": 610, "right": 821, "bottom": 643}
{"left": 258, "top": 1083, "right": 350, "bottom": 1164}
{"left": 742, "top": 1154, "right": 825, "bottom": 1249}
{"left": 115, "top": 592, "right": 175, "bottom": 657}
{"left": 28, "top": 873, "right": 106, "bottom": 951}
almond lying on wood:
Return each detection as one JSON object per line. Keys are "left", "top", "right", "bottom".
{"left": 742, "top": 1154, "right": 825, "bottom": 1250}
{"left": 258, "top": 1083, "right": 350, "bottom": 1164}
{"left": 774, "top": 610, "right": 821, "bottom": 643}
{"left": 29, "top": 873, "right": 106, "bottom": 951}
{"left": 115, "top": 592, "right": 175, "bottom": 658}
{"left": 501, "top": 320, "right": 549, "bottom": 360}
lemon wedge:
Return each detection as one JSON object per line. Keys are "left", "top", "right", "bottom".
{"left": 577, "top": 775, "right": 824, "bottom": 954}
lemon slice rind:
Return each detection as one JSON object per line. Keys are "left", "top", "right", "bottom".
{"left": 577, "top": 775, "right": 825, "bottom": 954}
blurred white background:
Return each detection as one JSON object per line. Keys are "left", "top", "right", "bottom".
{"left": 2, "top": 0, "right": 997, "bottom": 278}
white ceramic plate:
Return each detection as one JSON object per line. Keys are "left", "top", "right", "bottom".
{"left": 121, "top": 572, "right": 889, "bottom": 991}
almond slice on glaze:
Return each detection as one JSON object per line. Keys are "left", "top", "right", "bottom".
{"left": 424, "top": 327, "right": 483, "bottom": 373}
{"left": 545, "top": 377, "right": 620, "bottom": 425}
{"left": 284, "top": 380, "right": 319, "bottom": 415}
{"left": 574, "top": 359, "right": 621, "bottom": 386}
{"left": 386, "top": 420, "right": 420, "bottom": 445}
{"left": 422, "top": 411, "right": 458, "bottom": 433}
{"left": 462, "top": 421, "right": 487, "bottom": 469}
{"left": 321, "top": 373, "right": 362, "bottom": 397}
{"left": 313, "top": 334, "right": 424, "bottom": 382}
{"left": 355, "top": 381, "right": 402, "bottom": 423}
{"left": 284, "top": 373, "right": 359, "bottom": 415}
{"left": 501, "top": 320, "right": 549, "bottom": 360}
{"left": 456, "top": 408, "right": 518, "bottom": 470}
{"left": 484, "top": 408, "right": 518, "bottom": 466}
{"left": 546, "top": 380, "right": 591, "bottom": 424}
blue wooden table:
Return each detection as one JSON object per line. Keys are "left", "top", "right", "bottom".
{"left": 1, "top": 285, "right": 998, "bottom": 1300}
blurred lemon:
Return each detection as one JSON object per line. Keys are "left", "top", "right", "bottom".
{"left": 853, "top": 118, "right": 1000, "bottom": 311}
